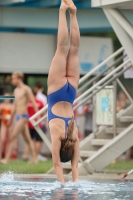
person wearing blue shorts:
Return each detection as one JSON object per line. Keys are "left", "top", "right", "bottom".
{"left": 1, "top": 72, "right": 38, "bottom": 164}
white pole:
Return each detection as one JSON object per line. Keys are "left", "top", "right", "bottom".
{"left": 30, "top": 104, "right": 48, "bottom": 121}
{"left": 109, "top": 9, "right": 133, "bottom": 39}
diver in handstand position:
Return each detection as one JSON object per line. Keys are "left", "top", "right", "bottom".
{"left": 48, "top": 0, "right": 80, "bottom": 185}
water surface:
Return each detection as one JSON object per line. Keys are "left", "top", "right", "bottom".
{"left": 0, "top": 172, "right": 133, "bottom": 200}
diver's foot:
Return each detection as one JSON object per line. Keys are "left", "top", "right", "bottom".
{"left": 60, "top": 0, "right": 68, "bottom": 11}
{"left": 29, "top": 158, "right": 38, "bottom": 164}
{"left": 63, "top": 0, "right": 77, "bottom": 13}
{"left": 0, "top": 159, "right": 9, "bottom": 164}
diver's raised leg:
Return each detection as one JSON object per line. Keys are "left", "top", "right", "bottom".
{"left": 48, "top": 1, "right": 69, "bottom": 94}
{"left": 65, "top": 0, "right": 80, "bottom": 90}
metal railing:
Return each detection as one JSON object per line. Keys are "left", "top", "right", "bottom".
{"left": 74, "top": 59, "right": 131, "bottom": 108}
{"left": 77, "top": 53, "right": 126, "bottom": 94}
{"left": 29, "top": 46, "right": 132, "bottom": 150}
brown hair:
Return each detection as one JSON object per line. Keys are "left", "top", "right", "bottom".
{"left": 60, "top": 116, "right": 76, "bottom": 163}
{"left": 32, "top": 87, "right": 38, "bottom": 96}
{"left": 12, "top": 72, "right": 24, "bottom": 80}
{"left": 35, "top": 81, "right": 44, "bottom": 89}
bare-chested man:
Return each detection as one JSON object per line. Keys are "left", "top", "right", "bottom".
{"left": 1, "top": 72, "right": 38, "bottom": 164}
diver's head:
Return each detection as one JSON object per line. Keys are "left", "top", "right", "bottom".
{"left": 60, "top": 116, "right": 76, "bottom": 163}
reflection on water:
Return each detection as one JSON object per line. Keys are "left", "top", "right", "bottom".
{"left": 52, "top": 188, "right": 79, "bottom": 200}
{"left": 0, "top": 172, "right": 133, "bottom": 200}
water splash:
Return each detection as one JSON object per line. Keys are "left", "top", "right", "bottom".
{"left": 0, "top": 171, "right": 14, "bottom": 182}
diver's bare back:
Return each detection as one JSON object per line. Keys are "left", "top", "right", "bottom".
{"left": 14, "top": 84, "right": 29, "bottom": 114}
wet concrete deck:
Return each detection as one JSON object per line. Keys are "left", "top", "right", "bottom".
{"left": 11, "top": 173, "right": 133, "bottom": 180}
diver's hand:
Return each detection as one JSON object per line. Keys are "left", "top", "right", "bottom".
{"left": 61, "top": 183, "right": 65, "bottom": 188}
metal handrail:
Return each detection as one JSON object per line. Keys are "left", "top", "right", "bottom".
{"left": 30, "top": 104, "right": 48, "bottom": 121}
{"left": 78, "top": 47, "right": 124, "bottom": 85}
{"left": 74, "top": 63, "right": 132, "bottom": 109}
{"left": 74, "top": 59, "right": 130, "bottom": 105}
{"left": 77, "top": 54, "right": 126, "bottom": 94}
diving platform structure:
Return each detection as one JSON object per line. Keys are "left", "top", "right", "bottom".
{"left": 92, "top": 0, "right": 133, "bottom": 65}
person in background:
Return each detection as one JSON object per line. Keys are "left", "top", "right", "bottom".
{"left": 0, "top": 72, "right": 38, "bottom": 164}
{"left": 0, "top": 93, "right": 13, "bottom": 160}
{"left": 83, "top": 100, "right": 93, "bottom": 137}
{"left": 116, "top": 90, "right": 131, "bottom": 161}
{"left": 76, "top": 105, "right": 84, "bottom": 140}
{"left": 116, "top": 90, "right": 130, "bottom": 113}
{"left": 74, "top": 93, "right": 85, "bottom": 140}
{"left": 35, "top": 81, "right": 48, "bottom": 160}
{"left": 22, "top": 87, "right": 47, "bottom": 161}
{"left": 0, "top": 75, "right": 13, "bottom": 98}
{"left": 35, "top": 81, "right": 47, "bottom": 106}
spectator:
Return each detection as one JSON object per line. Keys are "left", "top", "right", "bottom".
{"left": 35, "top": 81, "right": 48, "bottom": 150}
{"left": 0, "top": 72, "right": 38, "bottom": 164}
{"left": 0, "top": 75, "right": 13, "bottom": 97}
{"left": 76, "top": 105, "right": 85, "bottom": 140}
{"left": 116, "top": 90, "right": 131, "bottom": 161}
{"left": 83, "top": 100, "right": 93, "bottom": 137}
{"left": 116, "top": 90, "right": 130, "bottom": 112}
{"left": 74, "top": 93, "right": 85, "bottom": 140}
{"left": 0, "top": 93, "right": 13, "bottom": 159}
{"left": 22, "top": 87, "right": 47, "bottom": 161}
{"left": 35, "top": 81, "right": 47, "bottom": 105}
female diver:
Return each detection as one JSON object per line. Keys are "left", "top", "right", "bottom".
{"left": 48, "top": 0, "right": 80, "bottom": 185}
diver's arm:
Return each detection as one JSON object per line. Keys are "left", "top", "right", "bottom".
{"left": 51, "top": 136, "right": 65, "bottom": 185}
{"left": 71, "top": 137, "right": 79, "bottom": 182}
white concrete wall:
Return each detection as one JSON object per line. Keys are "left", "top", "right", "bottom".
{"left": 0, "top": 33, "right": 113, "bottom": 75}
{"left": 79, "top": 36, "right": 113, "bottom": 75}
{"left": 0, "top": 33, "right": 56, "bottom": 74}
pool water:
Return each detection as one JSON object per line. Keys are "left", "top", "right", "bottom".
{"left": 0, "top": 172, "right": 133, "bottom": 200}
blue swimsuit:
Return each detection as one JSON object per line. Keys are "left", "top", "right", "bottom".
{"left": 48, "top": 82, "right": 76, "bottom": 127}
